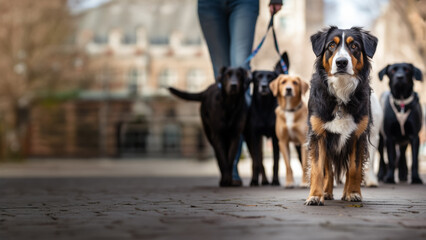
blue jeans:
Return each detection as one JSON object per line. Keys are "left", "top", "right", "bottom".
{"left": 198, "top": 0, "right": 258, "bottom": 182}
{"left": 198, "top": 0, "right": 259, "bottom": 79}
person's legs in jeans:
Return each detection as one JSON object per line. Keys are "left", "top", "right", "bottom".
{"left": 198, "top": 0, "right": 230, "bottom": 80}
{"left": 228, "top": 0, "right": 259, "bottom": 184}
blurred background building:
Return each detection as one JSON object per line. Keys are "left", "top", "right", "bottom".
{"left": 0, "top": 0, "right": 424, "bottom": 160}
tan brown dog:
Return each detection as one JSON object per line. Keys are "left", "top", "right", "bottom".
{"left": 269, "top": 75, "right": 310, "bottom": 187}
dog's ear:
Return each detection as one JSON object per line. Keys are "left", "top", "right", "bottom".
{"left": 298, "top": 77, "right": 310, "bottom": 96}
{"left": 239, "top": 67, "right": 252, "bottom": 90}
{"left": 269, "top": 77, "right": 279, "bottom": 97}
{"left": 274, "top": 51, "right": 290, "bottom": 74}
{"left": 410, "top": 64, "right": 423, "bottom": 81}
{"left": 310, "top": 26, "right": 336, "bottom": 57}
{"left": 378, "top": 65, "right": 389, "bottom": 81}
{"left": 217, "top": 66, "right": 228, "bottom": 83}
{"left": 356, "top": 27, "right": 378, "bottom": 58}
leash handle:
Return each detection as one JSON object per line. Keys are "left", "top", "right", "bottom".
{"left": 243, "top": 15, "right": 288, "bottom": 74}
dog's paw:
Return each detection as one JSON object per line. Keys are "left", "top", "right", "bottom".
{"left": 365, "top": 178, "right": 379, "bottom": 188}
{"left": 261, "top": 179, "right": 270, "bottom": 186}
{"left": 285, "top": 181, "right": 295, "bottom": 188}
{"left": 324, "top": 192, "right": 334, "bottom": 200}
{"left": 250, "top": 180, "right": 259, "bottom": 187}
{"left": 384, "top": 174, "right": 396, "bottom": 184}
{"left": 271, "top": 180, "right": 280, "bottom": 186}
{"left": 232, "top": 179, "right": 243, "bottom": 187}
{"left": 411, "top": 177, "right": 423, "bottom": 184}
{"left": 342, "top": 193, "right": 362, "bottom": 202}
{"left": 299, "top": 181, "right": 309, "bottom": 188}
{"left": 304, "top": 196, "right": 324, "bottom": 206}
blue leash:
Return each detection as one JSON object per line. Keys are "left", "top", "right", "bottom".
{"left": 243, "top": 15, "right": 288, "bottom": 74}
{"left": 218, "top": 15, "right": 288, "bottom": 90}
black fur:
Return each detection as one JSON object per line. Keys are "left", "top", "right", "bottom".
{"left": 377, "top": 63, "right": 423, "bottom": 184}
{"left": 169, "top": 67, "right": 250, "bottom": 186}
{"left": 244, "top": 52, "right": 291, "bottom": 186}
{"left": 308, "top": 27, "right": 377, "bottom": 181}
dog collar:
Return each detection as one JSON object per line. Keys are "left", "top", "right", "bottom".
{"left": 217, "top": 82, "right": 222, "bottom": 89}
{"left": 389, "top": 94, "right": 412, "bottom": 136}
{"left": 283, "top": 102, "right": 303, "bottom": 112}
{"left": 391, "top": 93, "right": 414, "bottom": 113}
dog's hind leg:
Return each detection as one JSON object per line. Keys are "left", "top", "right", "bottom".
{"left": 300, "top": 144, "right": 309, "bottom": 188}
{"left": 384, "top": 138, "right": 397, "bottom": 184}
{"left": 323, "top": 159, "right": 334, "bottom": 200}
{"left": 365, "top": 135, "right": 380, "bottom": 187}
{"left": 279, "top": 141, "right": 294, "bottom": 188}
{"left": 271, "top": 136, "right": 280, "bottom": 186}
{"left": 410, "top": 136, "right": 423, "bottom": 184}
{"left": 295, "top": 145, "right": 302, "bottom": 165}
{"left": 398, "top": 144, "right": 408, "bottom": 182}
{"left": 377, "top": 134, "right": 387, "bottom": 182}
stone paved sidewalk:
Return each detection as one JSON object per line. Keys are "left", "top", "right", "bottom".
{"left": 0, "top": 159, "right": 425, "bottom": 239}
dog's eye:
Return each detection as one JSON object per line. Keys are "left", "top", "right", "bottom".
{"left": 293, "top": 82, "right": 298, "bottom": 86}
{"left": 328, "top": 42, "right": 336, "bottom": 51}
{"left": 281, "top": 80, "right": 286, "bottom": 84}
{"left": 350, "top": 43, "right": 358, "bottom": 50}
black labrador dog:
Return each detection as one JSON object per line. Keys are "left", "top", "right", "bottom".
{"left": 244, "top": 52, "right": 300, "bottom": 186}
{"left": 378, "top": 63, "right": 423, "bottom": 184}
{"left": 169, "top": 67, "right": 250, "bottom": 186}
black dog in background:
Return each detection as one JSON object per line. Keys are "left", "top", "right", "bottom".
{"left": 378, "top": 63, "right": 423, "bottom": 184}
{"left": 244, "top": 52, "right": 296, "bottom": 186}
{"left": 169, "top": 67, "right": 250, "bottom": 186}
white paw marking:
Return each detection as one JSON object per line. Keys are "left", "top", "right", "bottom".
{"left": 305, "top": 196, "right": 324, "bottom": 206}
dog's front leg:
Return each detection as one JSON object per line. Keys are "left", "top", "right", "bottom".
{"left": 342, "top": 140, "right": 363, "bottom": 202}
{"left": 279, "top": 141, "right": 294, "bottom": 187}
{"left": 271, "top": 136, "right": 280, "bottom": 186}
{"left": 305, "top": 138, "right": 326, "bottom": 206}
{"left": 227, "top": 136, "right": 243, "bottom": 186}
{"left": 300, "top": 144, "right": 309, "bottom": 188}
{"left": 211, "top": 142, "right": 232, "bottom": 187}
{"left": 246, "top": 134, "right": 262, "bottom": 186}
{"left": 384, "top": 138, "right": 397, "bottom": 184}
{"left": 410, "top": 136, "right": 423, "bottom": 184}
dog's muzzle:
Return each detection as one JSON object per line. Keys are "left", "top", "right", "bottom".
{"left": 285, "top": 87, "right": 293, "bottom": 97}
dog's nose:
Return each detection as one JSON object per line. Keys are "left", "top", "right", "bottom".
{"left": 336, "top": 57, "right": 348, "bottom": 69}
{"left": 286, "top": 88, "right": 292, "bottom": 95}
{"left": 230, "top": 84, "right": 237, "bottom": 91}
{"left": 396, "top": 75, "right": 404, "bottom": 81}
{"left": 261, "top": 85, "right": 268, "bottom": 91}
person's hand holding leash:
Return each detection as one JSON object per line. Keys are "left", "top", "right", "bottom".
{"left": 269, "top": 0, "right": 283, "bottom": 15}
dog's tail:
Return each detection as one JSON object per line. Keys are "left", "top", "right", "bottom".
{"left": 168, "top": 87, "right": 203, "bottom": 102}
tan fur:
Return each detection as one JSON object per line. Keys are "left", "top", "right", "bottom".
{"left": 271, "top": 75, "right": 310, "bottom": 187}
{"left": 308, "top": 138, "right": 326, "bottom": 203}
{"left": 310, "top": 116, "right": 325, "bottom": 136}
{"left": 342, "top": 140, "right": 363, "bottom": 201}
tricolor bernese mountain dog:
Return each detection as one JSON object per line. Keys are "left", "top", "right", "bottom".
{"left": 305, "top": 26, "right": 378, "bottom": 205}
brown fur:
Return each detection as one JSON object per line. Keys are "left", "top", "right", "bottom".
{"left": 269, "top": 75, "right": 310, "bottom": 187}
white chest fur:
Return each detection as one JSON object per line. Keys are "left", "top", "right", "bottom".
{"left": 327, "top": 75, "right": 359, "bottom": 104}
{"left": 285, "top": 111, "right": 295, "bottom": 138}
{"left": 323, "top": 113, "right": 357, "bottom": 151}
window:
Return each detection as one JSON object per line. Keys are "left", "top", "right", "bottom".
{"left": 158, "top": 68, "right": 178, "bottom": 88}
{"left": 123, "top": 33, "right": 136, "bottom": 45}
{"left": 94, "top": 34, "right": 108, "bottom": 44}
{"left": 128, "top": 68, "right": 139, "bottom": 95}
{"left": 186, "top": 69, "right": 205, "bottom": 91}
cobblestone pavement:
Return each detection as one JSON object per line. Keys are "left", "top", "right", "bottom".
{"left": 0, "top": 159, "right": 425, "bottom": 239}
